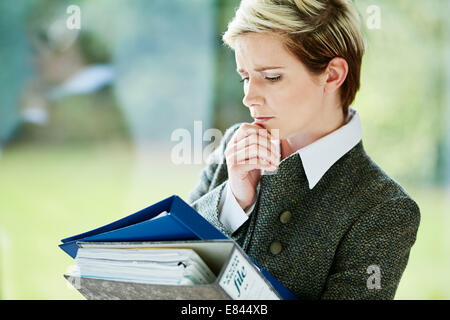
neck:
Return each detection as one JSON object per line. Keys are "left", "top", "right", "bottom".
{"left": 281, "top": 105, "right": 345, "bottom": 160}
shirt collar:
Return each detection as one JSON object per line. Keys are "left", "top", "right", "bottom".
{"left": 265, "top": 107, "right": 362, "bottom": 189}
{"left": 298, "top": 106, "right": 362, "bottom": 189}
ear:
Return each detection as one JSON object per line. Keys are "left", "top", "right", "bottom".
{"left": 323, "top": 57, "right": 348, "bottom": 94}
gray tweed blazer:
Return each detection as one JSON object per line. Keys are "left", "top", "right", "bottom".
{"left": 187, "top": 123, "right": 420, "bottom": 300}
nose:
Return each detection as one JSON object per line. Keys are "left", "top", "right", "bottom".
{"left": 242, "top": 78, "right": 264, "bottom": 108}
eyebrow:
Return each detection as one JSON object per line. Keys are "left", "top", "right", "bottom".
{"left": 236, "top": 66, "right": 284, "bottom": 73}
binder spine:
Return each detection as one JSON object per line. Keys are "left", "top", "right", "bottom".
{"left": 218, "top": 247, "right": 280, "bottom": 300}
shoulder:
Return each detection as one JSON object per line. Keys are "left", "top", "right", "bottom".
{"left": 351, "top": 145, "right": 420, "bottom": 226}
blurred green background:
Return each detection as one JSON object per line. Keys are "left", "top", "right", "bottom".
{"left": 0, "top": 0, "right": 449, "bottom": 299}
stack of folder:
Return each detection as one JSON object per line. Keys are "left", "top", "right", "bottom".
{"left": 72, "top": 246, "right": 217, "bottom": 285}
{"left": 60, "top": 195, "right": 297, "bottom": 300}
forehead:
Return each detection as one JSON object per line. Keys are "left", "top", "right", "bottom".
{"left": 234, "top": 32, "right": 295, "bottom": 71}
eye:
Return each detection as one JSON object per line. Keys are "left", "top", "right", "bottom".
{"left": 265, "top": 75, "right": 281, "bottom": 82}
{"left": 239, "top": 75, "right": 281, "bottom": 83}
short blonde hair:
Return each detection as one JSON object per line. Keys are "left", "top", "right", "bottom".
{"left": 223, "top": 0, "right": 366, "bottom": 119}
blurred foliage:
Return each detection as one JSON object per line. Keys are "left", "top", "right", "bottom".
{"left": 0, "top": 0, "right": 449, "bottom": 299}
{"left": 211, "top": 0, "right": 252, "bottom": 132}
{"left": 80, "top": 0, "right": 216, "bottom": 143}
{"left": 15, "top": 87, "right": 130, "bottom": 145}
{"left": 0, "top": 2, "right": 32, "bottom": 143}
{"left": 353, "top": 0, "right": 447, "bottom": 186}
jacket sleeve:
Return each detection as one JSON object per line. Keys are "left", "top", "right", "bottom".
{"left": 186, "top": 123, "right": 242, "bottom": 237}
{"left": 320, "top": 196, "right": 420, "bottom": 300}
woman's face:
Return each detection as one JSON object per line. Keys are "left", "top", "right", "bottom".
{"left": 234, "top": 32, "right": 333, "bottom": 140}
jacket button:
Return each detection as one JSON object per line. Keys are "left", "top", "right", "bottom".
{"left": 279, "top": 210, "right": 292, "bottom": 224}
{"left": 269, "top": 241, "right": 282, "bottom": 255}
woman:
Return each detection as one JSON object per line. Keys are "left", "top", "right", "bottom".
{"left": 188, "top": 0, "right": 420, "bottom": 300}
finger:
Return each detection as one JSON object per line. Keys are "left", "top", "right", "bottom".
{"left": 250, "top": 121, "right": 280, "bottom": 156}
{"left": 230, "top": 124, "right": 278, "bottom": 155}
{"left": 229, "top": 144, "right": 280, "bottom": 167}
{"left": 234, "top": 155, "right": 278, "bottom": 171}
{"left": 253, "top": 121, "right": 281, "bottom": 143}
{"left": 233, "top": 135, "right": 280, "bottom": 164}
{"left": 231, "top": 122, "right": 271, "bottom": 144}
{"left": 226, "top": 132, "right": 280, "bottom": 166}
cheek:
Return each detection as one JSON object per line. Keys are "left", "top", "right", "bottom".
{"left": 279, "top": 78, "right": 321, "bottom": 113}
{"left": 271, "top": 84, "right": 309, "bottom": 116}
{"left": 266, "top": 83, "right": 320, "bottom": 135}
